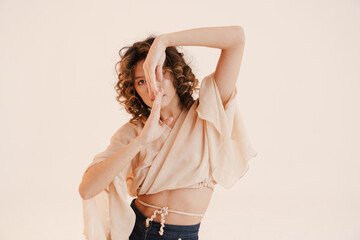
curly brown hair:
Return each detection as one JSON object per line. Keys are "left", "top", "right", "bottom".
{"left": 114, "top": 36, "right": 199, "bottom": 124}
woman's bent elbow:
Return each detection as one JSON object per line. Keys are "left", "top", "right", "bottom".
{"left": 232, "top": 26, "right": 245, "bottom": 44}
{"left": 78, "top": 183, "right": 93, "bottom": 200}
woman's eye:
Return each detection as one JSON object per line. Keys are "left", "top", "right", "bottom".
{"left": 138, "top": 79, "right": 146, "bottom": 85}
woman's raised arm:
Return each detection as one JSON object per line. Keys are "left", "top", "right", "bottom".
{"left": 144, "top": 26, "right": 245, "bottom": 105}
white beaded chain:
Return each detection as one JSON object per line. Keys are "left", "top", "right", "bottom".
{"left": 145, "top": 206, "right": 169, "bottom": 235}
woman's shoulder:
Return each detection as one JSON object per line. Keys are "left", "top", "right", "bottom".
{"left": 189, "top": 72, "right": 215, "bottom": 102}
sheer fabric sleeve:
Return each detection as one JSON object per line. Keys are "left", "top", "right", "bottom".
{"left": 82, "top": 122, "right": 140, "bottom": 240}
{"left": 196, "top": 72, "right": 258, "bottom": 188}
{"left": 84, "top": 122, "right": 139, "bottom": 174}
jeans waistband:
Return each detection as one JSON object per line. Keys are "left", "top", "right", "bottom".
{"left": 130, "top": 198, "right": 201, "bottom": 233}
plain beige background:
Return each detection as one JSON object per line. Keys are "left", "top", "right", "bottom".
{"left": 1, "top": 0, "right": 359, "bottom": 239}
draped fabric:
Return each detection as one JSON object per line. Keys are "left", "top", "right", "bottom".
{"left": 81, "top": 72, "right": 258, "bottom": 240}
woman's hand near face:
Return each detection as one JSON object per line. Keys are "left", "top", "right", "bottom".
{"left": 137, "top": 88, "right": 173, "bottom": 145}
{"left": 143, "top": 35, "right": 167, "bottom": 101}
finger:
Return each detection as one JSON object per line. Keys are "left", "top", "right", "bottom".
{"left": 153, "top": 88, "right": 163, "bottom": 108}
{"left": 143, "top": 63, "right": 151, "bottom": 99}
{"left": 148, "top": 84, "right": 154, "bottom": 102}
{"left": 160, "top": 117, "right": 173, "bottom": 128}
{"left": 156, "top": 65, "right": 163, "bottom": 82}
{"left": 148, "top": 73, "right": 158, "bottom": 101}
{"left": 151, "top": 69, "right": 158, "bottom": 93}
{"left": 149, "top": 88, "right": 163, "bottom": 118}
{"left": 143, "top": 62, "right": 156, "bottom": 101}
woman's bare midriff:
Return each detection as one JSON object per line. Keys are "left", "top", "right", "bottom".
{"left": 134, "top": 187, "right": 214, "bottom": 225}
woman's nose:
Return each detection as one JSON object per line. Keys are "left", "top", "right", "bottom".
{"left": 148, "top": 87, "right": 156, "bottom": 101}
{"left": 147, "top": 82, "right": 159, "bottom": 101}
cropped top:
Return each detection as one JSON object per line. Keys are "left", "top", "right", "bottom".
{"left": 81, "top": 72, "right": 258, "bottom": 240}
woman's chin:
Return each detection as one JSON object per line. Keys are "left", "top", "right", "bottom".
{"left": 160, "top": 103, "right": 169, "bottom": 109}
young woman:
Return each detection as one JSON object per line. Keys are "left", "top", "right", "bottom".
{"left": 79, "top": 26, "right": 257, "bottom": 240}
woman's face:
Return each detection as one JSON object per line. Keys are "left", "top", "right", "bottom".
{"left": 133, "top": 59, "right": 178, "bottom": 109}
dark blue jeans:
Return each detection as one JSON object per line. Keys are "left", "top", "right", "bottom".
{"left": 129, "top": 198, "right": 201, "bottom": 240}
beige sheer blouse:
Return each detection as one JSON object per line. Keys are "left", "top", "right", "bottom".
{"left": 81, "top": 72, "right": 258, "bottom": 240}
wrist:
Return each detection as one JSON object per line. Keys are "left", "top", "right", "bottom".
{"left": 134, "top": 135, "right": 147, "bottom": 147}
{"left": 157, "top": 33, "right": 170, "bottom": 48}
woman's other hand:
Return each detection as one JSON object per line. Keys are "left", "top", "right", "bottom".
{"left": 137, "top": 87, "right": 173, "bottom": 145}
{"left": 143, "top": 35, "right": 167, "bottom": 101}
